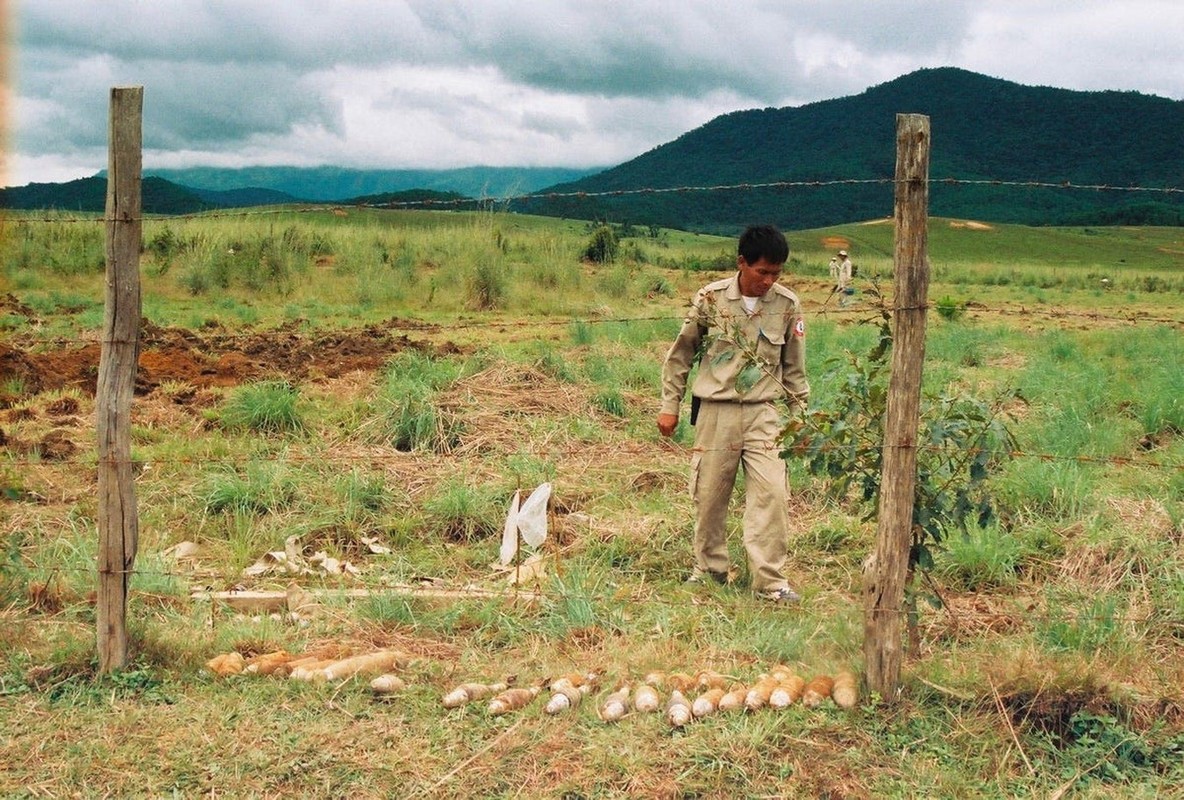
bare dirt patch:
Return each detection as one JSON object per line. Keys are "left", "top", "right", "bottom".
{"left": 0, "top": 318, "right": 460, "bottom": 407}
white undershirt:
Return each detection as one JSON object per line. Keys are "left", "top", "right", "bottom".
{"left": 742, "top": 295, "right": 759, "bottom": 315}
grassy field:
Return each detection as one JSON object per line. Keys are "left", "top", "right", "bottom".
{"left": 1, "top": 207, "right": 1183, "bottom": 798}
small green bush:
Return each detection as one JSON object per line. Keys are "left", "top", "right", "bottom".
{"left": 368, "top": 352, "right": 466, "bottom": 452}
{"left": 592, "top": 388, "right": 627, "bottom": 417}
{"left": 935, "top": 295, "right": 965, "bottom": 321}
{"left": 422, "top": 481, "right": 501, "bottom": 542}
{"left": 202, "top": 463, "right": 297, "bottom": 515}
{"left": 466, "top": 254, "right": 507, "bottom": 310}
{"left": 583, "top": 225, "right": 619, "bottom": 264}
{"left": 1038, "top": 595, "right": 1122, "bottom": 653}
{"left": 937, "top": 523, "right": 1027, "bottom": 591}
{"left": 218, "top": 381, "right": 304, "bottom": 434}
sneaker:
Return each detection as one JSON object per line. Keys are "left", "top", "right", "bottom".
{"left": 761, "top": 586, "right": 801, "bottom": 603}
{"left": 686, "top": 568, "right": 728, "bottom": 585}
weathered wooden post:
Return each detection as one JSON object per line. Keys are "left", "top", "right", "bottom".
{"left": 863, "top": 113, "right": 931, "bottom": 701}
{"left": 96, "top": 86, "right": 143, "bottom": 672}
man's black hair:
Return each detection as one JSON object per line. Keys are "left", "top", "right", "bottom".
{"left": 738, "top": 224, "right": 789, "bottom": 266}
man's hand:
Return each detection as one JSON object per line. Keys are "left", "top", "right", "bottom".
{"left": 657, "top": 412, "right": 679, "bottom": 437}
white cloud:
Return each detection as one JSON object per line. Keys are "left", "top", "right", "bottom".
{"left": 6, "top": 0, "right": 1183, "bottom": 186}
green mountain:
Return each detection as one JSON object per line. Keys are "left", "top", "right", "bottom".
{"left": 140, "top": 165, "right": 601, "bottom": 201}
{"left": 0, "top": 176, "right": 469, "bottom": 216}
{"left": 0, "top": 176, "right": 217, "bottom": 214}
{"left": 0, "top": 166, "right": 600, "bottom": 215}
{"left": 515, "top": 67, "right": 1184, "bottom": 233}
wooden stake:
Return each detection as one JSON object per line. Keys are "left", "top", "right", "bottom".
{"left": 96, "top": 86, "right": 143, "bottom": 673}
{"left": 863, "top": 113, "right": 931, "bottom": 702}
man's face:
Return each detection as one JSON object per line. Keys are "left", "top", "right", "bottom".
{"left": 737, "top": 256, "right": 783, "bottom": 297}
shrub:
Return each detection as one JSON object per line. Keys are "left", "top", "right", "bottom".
{"left": 935, "top": 295, "right": 965, "bottom": 321}
{"left": 783, "top": 304, "right": 1018, "bottom": 611}
{"left": 367, "top": 352, "right": 466, "bottom": 452}
{"left": 422, "top": 481, "right": 501, "bottom": 542}
{"left": 202, "top": 463, "right": 296, "bottom": 515}
{"left": 466, "top": 254, "right": 507, "bottom": 310}
{"left": 583, "top": 225, "right": 619, "bottom": 264}
{"left": 592, "top": 388, "right": 627, "bottom": 417}
{"left": 219, "top": 381, "right": 304, "bottom": 434}
{"left": 937, "top": 522, "right": 1027, "bottom": 590}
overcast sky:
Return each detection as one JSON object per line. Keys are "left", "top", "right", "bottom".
{"left": 4, "top": 0, "right": 1183, "bottom": 187}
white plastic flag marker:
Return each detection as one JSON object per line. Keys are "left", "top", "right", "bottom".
{"left": 499, "top": 489, "right": 522, "bottom": 566}
{"left": 517, "top": 482, "right": 552, "bottom": 547}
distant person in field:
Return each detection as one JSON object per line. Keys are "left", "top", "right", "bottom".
{"left": 833, "top": 247, "right": 852, "bottom": 305}
{"left": 657, "top": 224, "right": 809, "bottom": 604}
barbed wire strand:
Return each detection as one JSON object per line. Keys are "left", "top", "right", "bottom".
{"left": 17, "top": 561, "right": 1184, "bottom": 634}
{"left": 6, "top": 439, "right": 1182, "bottom": 473}
{"left": 7, "top": 299, "right": 1184, "bottom": 351}
{"left": 2, "top": 175, "right": 1183, "bottom": 225}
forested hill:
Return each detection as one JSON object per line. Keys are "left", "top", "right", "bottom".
{"left": 0, "top": 177, "right": 221, "bottom": 215}
{"left": 516, "top": 67, "right": 1184, "bottom": 233}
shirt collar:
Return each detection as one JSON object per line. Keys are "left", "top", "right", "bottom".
{"left": 728, "top": 272, "right": 771, "bottom": 302}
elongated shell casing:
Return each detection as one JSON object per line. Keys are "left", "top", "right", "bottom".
{"left": 545, "top": 685, "right": 585, "bottom": 715}
{"left": 695, "top": 670, "right": 728, "bottom": 691}
{"left": 666, "top": 690, "right": 693, "bottom": 728}
{"left": 598, "top": 686, "right": 631, "bottom": 722}
{"left": 442, "top": 683, "right": 480, "bottom": 708}
{"left": 717, "top": 685, "right": 748, "bottom": 713}
{"left": 769, "top": 674, "right": 806, "bottom": 708}
{"left": 769, "top": 686, "right": 792, "bottom": 709}
{"left": 832, "top": 671, "right": 859, "bottom": 709}
{"left": 769, "top": 665, "right": 795, "bottom": 683}
{"left": 633, "top": 684, "right": 661, "bottom": 713}
{"left": 667, "top": 672, "right": 695, "bottom": 693}
{"left": 745, "top": 677, "right": 777, "bottom": 712}
{"left": 802, "top": 675, "right": 835, "bottom": 708}
{"left": 550, "top": 671, "right": 598, "bottom": 693}
{"left": 370, "top": 673, "right": 406, "bottom": 695}
{"left": 206, "top": 652, "right": 245, "bottom": 677}
{"left": 692, "top": 688, "right": 726, "bottom": 718}
{"left": 243, "top": 650, "right": 291, "bottom": 676}
{"left": 488, "top": 686, "right": 539, "bottom": 716}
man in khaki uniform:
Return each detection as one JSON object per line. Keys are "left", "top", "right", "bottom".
{"left": 657, "top": 225, "right": 809, "bottom": 603}
{"left": 835, "top": 249, "right": 854, "bottom": 306}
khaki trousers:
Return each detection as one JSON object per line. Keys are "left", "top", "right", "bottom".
{"left": 689, "top": 400, "right": 789, "bottom": 592}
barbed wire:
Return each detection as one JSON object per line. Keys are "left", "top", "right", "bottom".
{"left": 5, "top": 439, "right": 1182, "bottom": 472}
{"left": 15, "top": 561, "right": 1184, "bottom": 633}
{"left": 6, "top": 298, "right": 1184, "bottom": 351}
{"left": 2, "top": 174, "right": 1182, "bottom": 225}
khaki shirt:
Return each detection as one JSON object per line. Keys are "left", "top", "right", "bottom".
{"left": 837, "top": 257, "right": 853, "bottom": 289}
{"left": 660, "top": 274, "right": 809, "bottom": 416}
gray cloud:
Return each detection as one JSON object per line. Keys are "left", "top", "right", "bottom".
{"left": 8, "top": 0, "right": 1183, "bottom": 184}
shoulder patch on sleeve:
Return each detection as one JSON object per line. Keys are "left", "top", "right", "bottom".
{"left": 793, "top": 318, "right": 806, "bottom": 338}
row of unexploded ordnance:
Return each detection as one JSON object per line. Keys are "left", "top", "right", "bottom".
{"left": 441, "top": 671, "right": 601, "bottom": 716}
{"left": 441, "top": 667, "right": 859, "bottom": 726}
{"left": 205, "top": 647, "right": 411, "bottom": 695}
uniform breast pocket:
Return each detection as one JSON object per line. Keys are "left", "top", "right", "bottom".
{"left": 756, "top": 329, "right": 785, "bottom": 365}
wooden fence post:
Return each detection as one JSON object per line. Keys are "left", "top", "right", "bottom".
{"left": 97, "top": 86, "right": 143, "bottom": 672}
{"left": 863, "top": 113, "right": 931, "bottom": 701}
